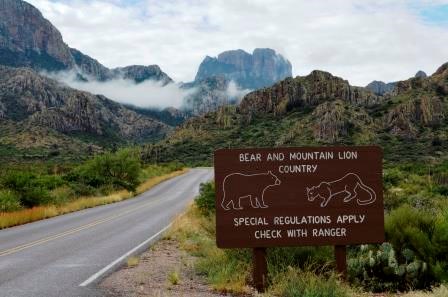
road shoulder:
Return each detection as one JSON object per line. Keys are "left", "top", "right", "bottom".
{"left": 100, "top": 238, "right": 229, "bottom": 297}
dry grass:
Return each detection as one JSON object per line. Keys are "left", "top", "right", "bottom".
{"left": 399, "top": 285, "right": 448, "bottom": 297}
{"left": 0, "top": 169, "right": 188, "bottom": 230}
{"left": 127, "top": 256, "right": 140, "bottom": 268}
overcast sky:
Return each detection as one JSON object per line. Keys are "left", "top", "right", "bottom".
{"left": 28, "top": 0, "right": 448, "bottom": 86}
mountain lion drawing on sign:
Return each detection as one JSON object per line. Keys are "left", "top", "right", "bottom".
{"left": 221, "top": 171, "right": 281, "bottom": 210}
{"left": 306, "top": 173, "right": 376, "bottom": 207}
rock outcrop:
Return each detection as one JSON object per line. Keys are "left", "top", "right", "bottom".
{"left": 385, "top": 96, "right": 444, "bottom": 138}
{"left": 194, "top": 48, "right": 292, "bottom": 89}
{"left": 239, "top": 70, "right": 381, "bottom": 116}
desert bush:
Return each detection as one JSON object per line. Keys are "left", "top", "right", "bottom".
{"left": 48, "top": 186, "right": 75, "bottom": 205}
{"left": 1, "top": 171, "right": 58, "bottom": 207}
{"left": 349, "top": 205, "right": 448, "bottom": 291}
{"left": 68, "top": 148, "right": 141, "bottom": 192}
{"left": 195, "top": 182, "right": 215, "bottom": 215}
{"left": 0, "top": 190, "right": 21, "bottom": 212}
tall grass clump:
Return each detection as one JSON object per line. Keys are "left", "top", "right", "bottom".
{"left": 270, "top": 267, "right": 351, "bottom": 297}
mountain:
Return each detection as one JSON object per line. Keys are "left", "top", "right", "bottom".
{"left": 195, "top": 48, "right": 292, "bottom": 90}
{"left": 0, "top": 0, "right": 172, "bottom": 84}
{"left": 0, "top": 66, "right": 169, "bottom": 159}
{"left": 366, "top": 71, "right": 429, "bottom": 96}
{"left": 0, "top": 0, "right": 74, "bottom": 70}
{"left": 142, "top": 64, "right": 448, "bottom": 165}
{"left": 365, "top": 80, "right": 396, "bottom": 96}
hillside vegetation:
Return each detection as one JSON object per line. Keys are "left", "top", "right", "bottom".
{"left": 142, "top": 63, "right": 448, "bottom": 166}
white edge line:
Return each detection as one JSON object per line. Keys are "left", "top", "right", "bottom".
{"left": 79, "top": 223, "right": 173, "bottom": 287}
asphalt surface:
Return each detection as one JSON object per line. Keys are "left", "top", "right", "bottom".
{"left": 0, "top": 168, "right": 213, "bottom": 297}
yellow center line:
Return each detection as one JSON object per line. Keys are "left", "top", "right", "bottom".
{"left": 0, "top": 197, "right": 164, "bottom": 257}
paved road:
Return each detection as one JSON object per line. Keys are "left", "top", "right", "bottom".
{"left": 0, "top": 168, "right": 213, "bottom": 297}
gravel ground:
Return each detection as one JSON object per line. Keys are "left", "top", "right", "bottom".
{"left": 100, "top": 239, "right": 236, "bottom": 297}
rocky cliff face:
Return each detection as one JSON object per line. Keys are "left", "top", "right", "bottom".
{"left": 194, "top": 48, "right": 292, "bottom": 89}
{"left": 69, "top": 48, "right": 112, "bottom": 81}
{"left": 0, "top": 66, "right": 169, "bottom": 142}
{"left": 0, "top": 0, "right": 74, "bottom": 70}
{"left": 239, "top": 70, "right": 381, "bottom": 116}
{"left": 0, "top": 0, "right": 172, "bottom": 84}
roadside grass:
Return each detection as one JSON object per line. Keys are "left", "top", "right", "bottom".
{"left": 167, "top": 270, "right": 180, "bottom": 285}
{"left": 127, "top": 256, "right": 140, "bottom": 268}
{"left": 166, "top": 203, "right": 354, "bottom": 296}
{"left": 0, "top": 169, "right": 188, "bottom": 229}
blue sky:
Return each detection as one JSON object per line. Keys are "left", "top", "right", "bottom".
{"left": 29, "top": 0, "right": 448, "bottom": 86}
{"left": 419, "top": 4, "right": 448, "bottom": 25}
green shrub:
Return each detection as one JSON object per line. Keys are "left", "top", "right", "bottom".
{"left": 349, "top": 205, "right": 448, "bottom": 291}
{"left": 0, "top": 190, "right": 21, "bottom": 212}
{"left": 195, "top": 182, "right": 215, "bottom": 215}
{"left": 1, "top": 171, "right": 56, "bottom": 207}
{"left": 48, "top": 186, "right": 75, "bottom": 205}
{"left": 69, "top": 148, "right": 141, "bottom": 192}
{"left": 20, "top": 187, "right": 52, "bottom": 207}
{"left": 385, "top": 205, "right": 435, "bottom": 263}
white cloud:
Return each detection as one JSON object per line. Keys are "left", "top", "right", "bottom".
{"left": 43, "top": 70, "right": 194, "bottom": 108}
{"left": 28, "top": 0, "right": 448, "bottom": 86}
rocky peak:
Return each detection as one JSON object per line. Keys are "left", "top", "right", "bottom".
{"left": 415, "top": 70, "right": 427, "bottom": 79}
{"left": 194, "top": 48, "right": 292, "bottom": 89}
{"left": 111, "top": 65, "right": 173, "bottom": 84}
{"left": 0, "top": 0, "right": 74, "bottom": 70}
{"left": 365, "top": 80, "right": 395, "bottom": 96}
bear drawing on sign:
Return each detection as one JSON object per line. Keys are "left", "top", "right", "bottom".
{"left": 306, "top": 173, "right": 376, "bottom": 208}
{"left": 221, "top": 171, "right": 281, "bottom": 210}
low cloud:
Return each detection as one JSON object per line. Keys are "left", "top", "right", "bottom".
{"left": 44, "top": 70, "right": 195, "bottom": 109}
{"left": 226, "top": 80, "right": 251, "bottom": 101}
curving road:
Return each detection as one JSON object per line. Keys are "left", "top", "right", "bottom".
{"left": 0, "top": 168, "right": 213, "bottom": 297}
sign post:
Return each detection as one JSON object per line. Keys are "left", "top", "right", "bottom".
{"left": 214, "top": 146, "right": 384, "bottom": 291}
{"left": 253, "top": 247, "right": 267, "bottom": 292}
{"left": 335, "top": 245, "right": 347, "bottom": 279}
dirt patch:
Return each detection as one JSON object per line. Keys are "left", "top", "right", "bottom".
{"left": 100, "top": 239, "right": 235, "bottom": 297}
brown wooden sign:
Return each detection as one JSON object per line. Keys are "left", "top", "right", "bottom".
{"left": 214, "top": 146, "right": 384, "bottom": 249}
